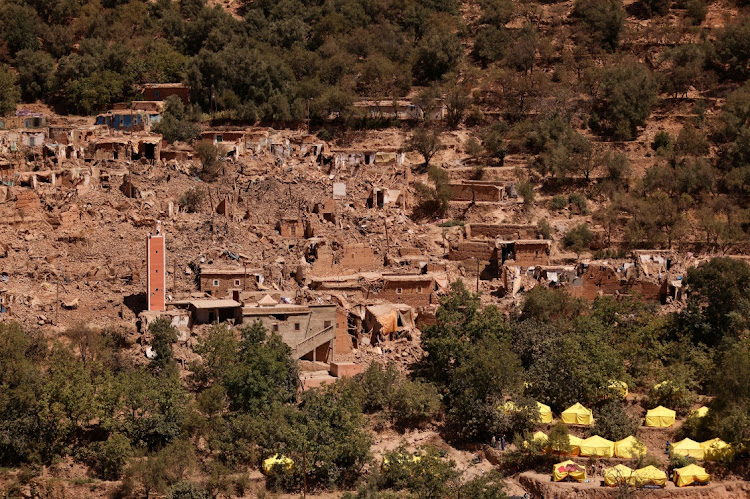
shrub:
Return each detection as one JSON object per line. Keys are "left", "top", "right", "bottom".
{"left": 651, "top": 131, "right": 673, "bottom": 153}
{"left": 572, "top": 0, "right": 626, "bottom": 50}
{"left": 592, "top": 400, "right": 640, "bottom": 441}
{"left": 568, "top": 193, "right": 588, "bottom": 214}
{"left": 195, "top": 142, "right": 223, "bottom": 182}
{"left": 178, "top": 188, "right": 204, "bottom": 214}
{"left": 90, "top": 433, "right": 131, "bottom": 480}
{"left": 537, "top": 218, "right": 552, "bottom": 239}
{"left": 563, "top": 223, "right": 593, "bottom": 254}
{"left": 391, "top": 380, "right": 441, "bottom": 429}
{"left": 550, "top": 195, "right": 568, "bottom": 210}
{"left": 592, "top": 61, "right": 658, "bottom": 140}
{"left": 166, "top": 480, "right": 211, "bottom": 499}
{"left": 517, "top": 182, "right": 535, "bottom": 210}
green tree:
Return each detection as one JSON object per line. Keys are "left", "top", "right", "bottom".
{"left": 573, "top": 0, "right": 626, "bottom": 51}
{"left": 153, "top": 95, "right": 200, "bottom": 144}
{"left": 0, "top": 64, "right": 20, "bottom": 115}
{"left": 563, "top": 223, "right": 593, "bottom": 255}
{"left": 149, "top": 318, "right": 178, "bottom": 370}
{"left": 547, "top": 422, "right": 571, "bottom": 455}
{"left": 681, "top": 257, "right": 750, "bottom": 346}
{"left": 639, "top": 0, "right": 670, "bottom": 17}
{"left": 591, "top": 61, "right": 657, "bottom": 140}
{"left": 90, "top": 433, "right": 131, "bottom": 480}
{"left": 167, "top": 481, "right": 210, "bottom": 499}
{"left": 414, "top": 166, "right": 452, "bottom": 217}
{"left": 195, "top": 142, "right": 223, "bottom": 181}
{"left": 714, "top": 18, "right": 750, "bottom": 80}
{"left": 406, "top": 127, "right": 443, "bottom": 169}
{"left": 222, "top": 322, "right": 299, "bottom": 414}
{"left": 14, "top": 50, "right": 54, "bottom": 102}
{"left": 414, "top": 20, "right": 462, "bottom": 83}
{"left": 592, "top": 400, "right": 640, "bottom": 440}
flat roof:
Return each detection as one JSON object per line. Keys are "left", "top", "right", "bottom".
{"left": 243, "top": 304, "right": 310, "bottom": 315}
{"left": 189, "top": 299, "right": 241, "bottom": 309}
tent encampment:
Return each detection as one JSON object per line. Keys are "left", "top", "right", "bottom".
{"left": 537, "top": 401, "right": 553, "bottom": 423}
{"left": 670, "top": 438, "right": 705, "bottom": 460}
{"left": 614, "top": 435, "right": 646, "bottom": 458}
{"left": 262, "top": 454, "right": 294, "bottom": 474}
{"left": 604, "top": 464, "right": 633, "bottom": 486}
{"left": 673, "top": 464, "right": 710, "bottom": 487}
{"left": 630, "top": 466, "right": 667, "bottom": 487}
{"left": 645, "top": 406, "right": 676, "bottom": 427}
{"left": 561, "top": 403, "right": 593, "bottom": 425}
{"left": 568, "top": 434, "right": 583, "bottom": 456}
{"left": 552, "top": 460, "right": 586, "bottom": 482}
{"left": 702, "top": 438, "right": 732, "bottom": 461}
{"left": 580, "top": 435, "right": 615, "bottom": 458}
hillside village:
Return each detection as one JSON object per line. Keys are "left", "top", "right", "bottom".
{"left": 1, "top": 0, "right": 750, "bottom": 497}
{"left": 0, "top": 83, "right": 705, "bottom": 377}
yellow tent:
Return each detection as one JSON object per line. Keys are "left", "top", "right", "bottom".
{"left": 262, "top": 454, "right": 294, "bottom": 474}
{"left": 568, "top": 434, "right": 583, "bottom": 456}
{"left": 604, "top": 464, "right": 633, "bottom": 486}
{"left": 532, "top": 431, "right": 549, "bottom": 444}
{"left": 607, "top": 380, "right": 629, "bottom": 398}
{"left": 614, "top": 435, "right": 646, "bottom": 459}
{"left": 674, "top": 464, "right": 710, "bottom": 487}
{"left": 702, "top": 438, "right": 733, "bottom": 461}
{"left": 630, "top": 466, "right": 667, "bottom": 487}
{"left": 579, "top": 435, "right": 615, "bottom": 458}
{"left": 670, "top": 438, "right": 705, "bottom": 460}
{"left": 537, "top": 401, "right": 553, "bottom": 423}
{"left": 560, "top": 403, "right": 593, "bottom": 425}
{"left": 552, "top": 460, "right": 586, "bottom": 482}
{"left": 645, "top": 406, "right": 676, "bottom": 427}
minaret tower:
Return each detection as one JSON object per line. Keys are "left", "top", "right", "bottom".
{"left": 146, "top": 221, "right": 166, "bottom": 312}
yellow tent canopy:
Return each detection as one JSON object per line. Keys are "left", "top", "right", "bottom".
{"left": 568, "top": 434, "right": 583, "bottom": 456}
{"left": 691, "top": 406, "right": 709, "bottom": 418}
{"left": 614, "top": 435, "right": 646, "bottom": 459}
{"left": 674, "top": 464, "right": 710, "bottom": 487}
{"left": 670, "top": 438, "right": 705, "bottom": 460}
{"left": 702, "top": 438, "right": 733, "bottom": 461}
{"left": 537, "top": 401, "right": 553, "bottom": 423}
{"left": 630, "top": 465, "right": 667, "bottom": 487}
{"left": 607, "top": 380, "right": 629, "bottom": 398}
{"left": 552, "top": 460, "right": 586, "bottom": 482}
{"left": 560, "top": 403, "right": 593, "bottom": 425}
{"left": 580, "top": 435, "right": 615, "bottom": 458}
{"left": 645, "top": 406, "right": 676, "bottom": 427}
{"left": 262, "top": 454, "right": 294, "bottom": 474}
{"left": 604, "top": 464, "right": 633, "bottom": 486}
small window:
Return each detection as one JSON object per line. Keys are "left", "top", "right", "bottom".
{"left": 396, "top": 288, "right": 403, "bottom": 295}
{"left": 416, "top": 287, "right": 423, "bottom": 294}
{"left": 155, "top": 269, "right": 158, "bottom": 273}
{"left": 324, "top": 321, "right": 331, "bottom": 329}
{"left": 294, "top": 323, "right": 301, "bottom": 331}
{"left": 234, "top": 279, "right": 241, "bottom": 286}
{"left": 216, "top": 135, "right": 223, "bottom": 143}
{"left": 213, "top": 279, "right": 219, "bottom": 287}
{"left": 273, "top": 324, "right": 279, "bottom": 332}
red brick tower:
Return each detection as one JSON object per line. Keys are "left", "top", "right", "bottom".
{"left": 146, "top": 221, "right": 166, "bottom": 312}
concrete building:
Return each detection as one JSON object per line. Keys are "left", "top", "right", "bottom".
{"left": 242, "top": 296, "right": 337, "bottom": 361}
{"left": 146, "top": 222, "right": 166, "bottom": 312}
